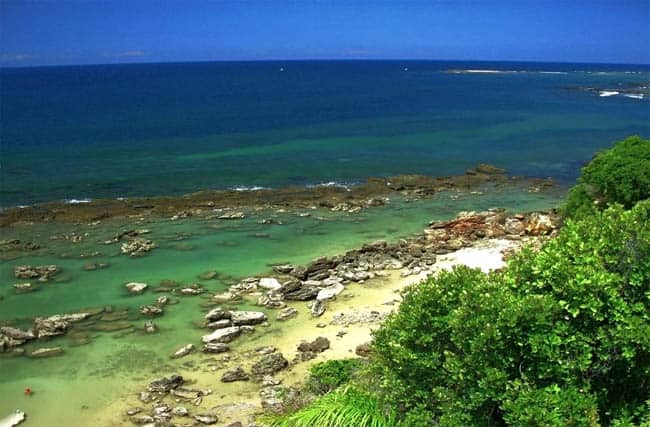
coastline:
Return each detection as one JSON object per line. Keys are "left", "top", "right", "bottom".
{"left": 0, "top": 164, "right": 555, "bottom": 227}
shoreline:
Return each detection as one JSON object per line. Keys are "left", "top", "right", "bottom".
{"left": 0, "top": 164, "right": 556, "bottom": 227}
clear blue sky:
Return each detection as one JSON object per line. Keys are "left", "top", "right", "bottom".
{"left": 1, "top": 0, "right": 649, "bottom": 67}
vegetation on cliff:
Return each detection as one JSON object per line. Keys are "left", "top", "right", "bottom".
{"left": 264, "top": 136, "right": 650, "bottom": 426}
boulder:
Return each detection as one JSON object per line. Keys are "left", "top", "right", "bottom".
{"left": 297, "top": 336, "right": 330, "bottom": 353}
{"left": 0, "top": 327, "right": 35, "bottom": 341}
{"left": 221, "top": 367, "right": 249, "bottom": 382}
{"left": 203, "top": 342, "right": 230, "bottom": 353}
{"left": 204, "top": 308, "right": 231, "bottom": 322}
{"left": 144, "top": 321, "right": 157, "bottom": 334}
{"left": 272, "top": 264, "right": 294, "bottom": 274}
{"left": 309, "top": 300, "right": 326, "bottom": 317}
{"left": 171, "top": 344, "right": 194, "bottom": 359}
{"left": 258, "top": 277, "right": 282, "bottom": 291}
{"left": 316, "top": 283, "right": 344, "bottom": 301}
{"left": 229, "top": 310, "right": 267, "bottom": 326}
{"left": 251, "top": 352, "right": 289, "bottom": 376}
{"left": 525, "top": 212, "right": 556, "bottom": 236}
{"left": 206, "top": 319, "right": 232, "bottom": 329}
{"left": 201, "top": 326, "right": 241, "bottom": 344}
{"left": 284, "top": 286, "right": 320, "bottom": 301}
{"left": 147, "top": 375, "right": 184, "bottom": 393}
{"left": 355, "top": 342, "right": 372, "bottom": 357}
{"left": 172, "top": 406, "right": 189, "bottom": 416}
{"left": 125, "top": 282, "right": 148, "bottom": 294}
{"left": 121, "top": 238, "right": 156, "bottom": 256}
{"left": 194, "top": 414, "right": 218, "bottom": 424}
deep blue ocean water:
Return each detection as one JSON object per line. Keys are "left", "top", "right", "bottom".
{"left": 1, "top": 60, "right": 649, "bottom": 207}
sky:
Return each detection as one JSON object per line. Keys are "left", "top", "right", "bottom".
{"left": 1, "top": 0, "right": 649, "bottom": 67}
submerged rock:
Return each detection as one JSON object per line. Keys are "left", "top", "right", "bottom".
{"left": 30, "top": 347, "right": 64, "bottom": 358}
{"left": 120, "top": 238, "right": 156, "bottom": 256}
{"left": 14, "top": 265, "right": 59, "bottom": 281}
{"left": 139, "top": 305, "right": 163, "bottom": 316}
{"left": 12, "top": 283, "right": 34, "bottom": 293}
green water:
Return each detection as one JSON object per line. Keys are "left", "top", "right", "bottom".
{"left": 0, "top": 186, "right": 563, "bottom": 425}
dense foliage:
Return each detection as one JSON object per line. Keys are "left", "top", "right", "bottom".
{"left": 563, "top": 136, "right": 650, "bottom": 217}
{"left": 371, "top": 200, "right": 650, "bottom": 425}
{"left": 307, "top": 359, "right": 363, "bottom": 395}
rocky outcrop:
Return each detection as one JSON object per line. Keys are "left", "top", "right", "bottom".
{"left": 121, "top": 238, "right": 156, "bottom": 256}
{"left": 13, "top": 265, "right": 59, "bottom": 281}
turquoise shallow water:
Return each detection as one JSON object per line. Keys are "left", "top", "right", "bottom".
{"left": 0, "top": 186, "right": 562, "bottom": 425}
{"left": 2, "top": 60, "right": 649, "bottom": 206}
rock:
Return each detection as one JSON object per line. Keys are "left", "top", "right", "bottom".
{"left": 0, "top": 410, "right": 26, "bottom": 427}
{"left": 212, "top": 291, "right": 239, "bottom": 303}
{"left": 201, "top": 326, "right": 241, "bottom": 344}
{"left": 138, "top": 391, "right": 152, "bottom": 403}
{"left": 336, "top": 330, "right": 348, "bottom": 338}
{"left": 272, "top": 264, "right": 294, "bottom": 274}
{"left": 131, "top": 415, "right": 154, "bottom": 424}
{"left": 229, "top": 310, "right": 267, "bottom": 326}
{"left": 14, "top": 265, "right": 59, "bottom": 281}
{"left": 198, "top": 270, "right": 218, "bottom": 280}
{"left": 256, "top": 346, "right": 277, "bottom": 355}
{"left": 297, "top": 336, "right": 330, "bottom": 353}
{"left": 13, "top": 283, "right": 34, "bottom": 293}
{"left": 240, "top": 325, "right": 255, "bottom": 334}
{"left": 260, "top": 386, "right": 300, "bottom": 413}
{"left": 172, "top": 406, "right": 189, "bottom": 416}
{"left": 126, "top": 407, "right": 142, "bottom": 416}
{"left": 121, "top": 238, "right": 156, "bottom": 256}
{"left": 316, "top": 283, "right": 344, "bottom": 301}
{"left": 224, "top": 423, "right": 243, "bottom": 427}
{"left": 156, "top": 295, "right": 170, "bottom": 305}
{"left": 309, "top": 300, "right": 326, "bottom": 317}
{"left": 194, "top": 414, "right": 218, "bottom": 424}
{"left": 261, "top": 375, "right": 281, "bottom": 387}
{"left": 252, "top": 352, "right": 289, "bottom": 376}
{"left": 125, "top": 282, "right": 148, "bottom": 294}
{"left": 139, "top": 305, "right": 163, "bottom": 316}
{"left": 284, "top": 286, "right": 320, "bottom": 301}
{"left": 30, "top": 347, "right": 64, "bottom": 358}
{"left": 258, "top": 277, "right": 282, "bottom": 291}
{"left": 147, "top": 374, "right": 184, "bottom": 393}
{"left": 171, "top": 344, "right": 194, "bottom": 359}
{"left": 203, "top": 342, "right": 230, "bottom": 353}
{"left": 525, "top": 212, "right": 556, "bottom": 236}
{"left": 219, "top": 211, "right": 245, "bottom": 220}
{"left": 171, "top": 387, "right": 203, "bottom": 400}
{"left": 32, "top": 316, "right": 69, "bottom": 338}
{"left": 474, "top": 163, "right": 506, "bottom": 175}
{"left": 221, "top": 366, "right": 249, "bottom": 382}
{"left": 504, "top": 217, "right": 525, "bottom": 235}
{"left": 144, "top": 321, "right": 157, "bottom": 334}
{"left": 206, "top": 319, "right": 232, "bottom": 329}
{"left": 355, "top": 342, "right": 372, "bottom": 357}
{"left": 0, "top": 326, "right": 35, "bottom": 341}
{"left": 276, "top": 307, "right": 298, "bottom": 321}
{"left": 204, "top": 308, "right": 231, "bottom": 322}
{"left": 180, "top": 286, "right": 203, "bottom": 295}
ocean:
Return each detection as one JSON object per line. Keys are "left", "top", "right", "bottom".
{"left": 1, "top": 60, "right": 649, "bottom": 425}
{"left": 2, "top": 60, "right": 649, "bottom": 207}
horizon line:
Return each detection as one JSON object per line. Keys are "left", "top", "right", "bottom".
{"left": 2, "top": 57, "right": 650, "bottom": 70}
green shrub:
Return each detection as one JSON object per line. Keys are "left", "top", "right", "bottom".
{"left": 307, "top": 359, "right": 362, "bottom": 395}
{"left": 563, "top": 135, "right": 650, "bottom": 217}
{"left": 372, "top": 201, "right": 650, "bottom": 425}
{"left": 264, "top": 385, "right": 398, "bottom": 427}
